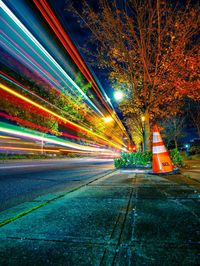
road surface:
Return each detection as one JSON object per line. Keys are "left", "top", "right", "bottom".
{"left": 0, "top": 158, "right": 114, "bottom": 211}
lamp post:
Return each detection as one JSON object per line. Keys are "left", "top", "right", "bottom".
{"left": 141, "top": 115, "right": 146, "bottom": 152}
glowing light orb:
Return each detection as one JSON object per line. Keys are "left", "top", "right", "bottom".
{"left": 114, "top": 91, "right": 124, "bottom": 101}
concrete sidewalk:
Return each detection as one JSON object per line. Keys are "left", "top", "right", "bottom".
{"left": 0, "top": 170, "right": 199, "bottom": 265}
{"left": 182, "top": 159, "right": 200, "bottom": 183}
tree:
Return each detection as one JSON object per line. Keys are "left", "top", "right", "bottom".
{"left": 160, "top": 115, "right": 185, "bottom": 149}
{"left": 119, "top": 106, "right": 144, "bottom": 150}
{"left": 68, "top": 0, "right": 199, "bottom": 150}
{"left": 186, "top": 99, "right": 200, "bottom": 138}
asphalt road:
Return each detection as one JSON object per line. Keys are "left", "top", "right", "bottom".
{"left": 0, "top": 158, "right": 114, "bottom": 211}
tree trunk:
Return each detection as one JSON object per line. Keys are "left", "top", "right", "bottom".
{"left": 174, "top": 138, "right": 178, "bottom": 150}
{"left": 197, "top": 125, "right": 200, "bottom": 138}
{"left": 144, "top": 110, "right": 151, "bottom": 151}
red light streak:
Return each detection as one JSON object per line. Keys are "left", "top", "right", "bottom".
{"left": 33, "top": 0, "right": 112, "bottom": 112}
{"left": 1, "top": 72, "right": 96, "bottom": 127}
{"left": 33, "top": 0, "right": 129, "bottom": 136}
{"left": 0, "top": 112, "right": 57, "bottom": 134}
{"left": 0, "top": 84, "right": 124, "bottom": 149}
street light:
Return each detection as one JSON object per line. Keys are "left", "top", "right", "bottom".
{"left": 103, "top": 116, "right": 113, "bottom": 123}
{"left": 114, "top": 91, "right": 124, "bottom": 101}
{"left": 141, "top": 115, "right": 146, "bottom": 151}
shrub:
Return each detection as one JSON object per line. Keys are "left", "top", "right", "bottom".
{"left": 114, "top": 149, "right": 184, "bottom": 169}
{"left": 114, "top": 152, "right": 152, "bottom": 169}
{"left": 169, "top": 149, "right": 183, "bottom": 167}
{"left": 189, "top": 146, "right": 200, "bottom": 155}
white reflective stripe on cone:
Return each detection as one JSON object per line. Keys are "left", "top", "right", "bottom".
{"left": 153, "top": 132, "right": 162, "bottom": 143}
{"left": 153, "top": 145, "right": 167, "bottom": 154}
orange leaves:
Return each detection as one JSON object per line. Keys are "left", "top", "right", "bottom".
{"left": 72, "top": 0, "right": 199, "bottom": 122}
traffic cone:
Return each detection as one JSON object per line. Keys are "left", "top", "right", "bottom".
{"left": 152, "top": 124, "right": 174, "bottom": 174}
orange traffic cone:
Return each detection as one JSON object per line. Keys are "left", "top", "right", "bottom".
{"left": 152, "top": 124, "right": 174, "bottom": 174}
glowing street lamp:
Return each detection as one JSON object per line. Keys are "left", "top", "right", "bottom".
{"left": 103, "top": 117, "right": 113, "bottom": 123}
{"left": 141, "top": 115, "right": 146, "bottom": 151}
{"left": 114, "top": 91, "right": 124, "bottom": 101}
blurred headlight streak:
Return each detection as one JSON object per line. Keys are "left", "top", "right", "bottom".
{"left": 0, "top": 84, "right": 124, "bottom": 150}
{"left": 0, "top": 73, "right": 96, "bottom": 127}
{"left": 0, "top": 122, "right": 121, "bottom": 155}
{"left": 0, "top": 0, "right": 130, "bottom": 157}
{"left": 0, "top": 1, "right": 104, "bottom": 117}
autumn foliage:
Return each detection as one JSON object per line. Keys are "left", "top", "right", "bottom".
{"left": 69, "top": 0, "right": 200, "bottom": 150}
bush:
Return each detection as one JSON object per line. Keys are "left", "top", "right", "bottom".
{"left": 169, "top": 149, "right": 183, "bottom": 167}
{"left": 114, "top": 149, "right": 184, "bottom": 169}
{"left": 189, "top": 146, "right": 200, "bottom": 155}
{"left": 114, "top": 152, "right": 152, "bottom": 169}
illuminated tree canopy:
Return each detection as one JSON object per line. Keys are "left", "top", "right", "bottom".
{"left": 69, "top": 0, "right": 200, "bottom": 150}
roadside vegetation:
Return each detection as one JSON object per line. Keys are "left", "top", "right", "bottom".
{"left": 114, "top": 149, "right": 184, "bottom": 169}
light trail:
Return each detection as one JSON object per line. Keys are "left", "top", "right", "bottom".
{"left": 0, "top": 111, "right": 99, "bottom": 144}
{"left": 0, "top": 111, "right": 58, "bottom": 135}
{"left": 0, "top": 84, "right": 124, "bottom": 149}
{"left": 0, "top": 0, "right": 129, "bottom": 152}
{"left": 0, "top": 28, "right": 61, "bottom": 87}
{"left": 0, "top": 0, "right": 105, "bottom": 117}
{"left": 0, "top": 122, "right": 123, "bottom": 154}
{"left": 0, "top": 24, "right": 79, "bottom": 100}
{"left": 33, "top": 0, "right": 105, "bottom": 100}
{"left": 0, "top": 38, "right": 68, "bottom": 96}
{"left": 33, "top": 0, "right": 129, "bottom": 136}
{"left": 0, "top": 32, "right": 63, "bottom": 90}
{"left": 0, "top": 72, "right": 96, "bottom": 126}
{"left": 0, "top": 135, "right": 20, "bottom": 140}
{"left": 0, "top": 83, "right": 125, "bottom": 149}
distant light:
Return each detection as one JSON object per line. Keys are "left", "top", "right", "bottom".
{"left": 104, "top": 117, "right": 113, "bottom": 123}
{"left": 114, "top": 91, "right": 123, "bottom": 101}
{"left": 185, "top": 144, "right": 189, "bottom": 148}
{"left": 127, "top": 145, "right": 136, "bottom": 152}
{"left": 141, "top": 116, "right": 145, "bottom": 122}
